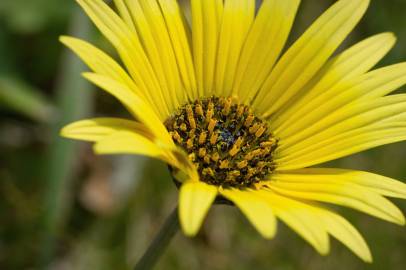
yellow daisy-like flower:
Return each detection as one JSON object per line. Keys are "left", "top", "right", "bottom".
{"left": 61, "top": 0, "right": 406, "bottom": 262}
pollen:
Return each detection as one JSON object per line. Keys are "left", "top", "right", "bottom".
{"left": 165, "top": 96, "right": 278, "bottom": 188}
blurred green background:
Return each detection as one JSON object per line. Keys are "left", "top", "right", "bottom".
{"left": 1, "top": 0, "right": 406, "bottom": 269}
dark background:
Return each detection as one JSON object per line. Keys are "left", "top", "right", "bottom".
{"left": 1, "top": 0, "right": 406, "bottom": 269}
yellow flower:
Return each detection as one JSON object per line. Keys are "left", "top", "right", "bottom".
{"left": 61, "top": 0, "right": 406, "bottom": 262}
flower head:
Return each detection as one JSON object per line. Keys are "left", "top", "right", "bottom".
{"left": 61, "top": 0, "right": 406, "bottom": 262}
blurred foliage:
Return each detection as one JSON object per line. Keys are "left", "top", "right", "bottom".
{"left": 0, "top": 76, "right": 54, "bottom": 122}
{"left": 0, "top": 0, "right": 406, "bottom": 270}
{"left": 0, "top": 0, "right": 71, "bottom": 34}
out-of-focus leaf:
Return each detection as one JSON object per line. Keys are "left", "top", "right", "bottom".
{"left": 0, "top": 0, "right": 73, "bottom": 34}
{"left": 0, "top": 29, "right": 15, "bottom": 74}
{"left": 0, "top": 75, "right": 54, "bottom": 122}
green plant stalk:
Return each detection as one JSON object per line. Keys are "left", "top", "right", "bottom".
{"left": 40, "top": 5, "right": 94, "bottom": 268}
{"left": 134, "top": 207, "right": 179, "bottom": 270}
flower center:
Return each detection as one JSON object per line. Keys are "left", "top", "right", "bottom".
{"left": 165, "top": 96, "right": 278, "bottom": 188}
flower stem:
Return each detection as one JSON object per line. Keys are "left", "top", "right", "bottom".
{"left": 134, "top": 207, "right": 179, "bottom": 270}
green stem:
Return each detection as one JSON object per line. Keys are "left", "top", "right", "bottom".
{"left": 40, "top": 5, "right": 93, "bottom": 268}
{"left": 134, "top": 207, "right": 179, "bottom": 270}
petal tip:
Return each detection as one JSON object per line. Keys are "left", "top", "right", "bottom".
{"left": 179, "top": 217, "right": 199, "bottom": 236}
{"left": 261, "top": 229, "right": 277, "bottom": 240}
{"left": 179, "top": 212, "right": 199, "bottom": 237}
{"left": 398, "top": 217, "right": 406, "bottom": 226}
{"left": 392, "top": 210, "right": 406, "bottom": 226}
{"left": 59, "top": 35, "right": 70, "bottom": 43}
{"left": 92, "top": 142, "right": 103, "bottom": 154}
{"left": 178, "top": 182, "right": 217, "bottom": 238}
{"left": 60, "top": 123, "right": 75, "bottom": 138}
{"left": 317, "top": 244, "right": 331, "bottom": 256}
{"left": 363, "top": 253, "right": 373, "bottom": 264}
{"left": 386, "top": 31, "right": 397, "bottom": 40}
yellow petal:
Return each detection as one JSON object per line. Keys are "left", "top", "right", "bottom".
{"left": 275, "top": 62, "right": 406, "bottom": 142}
{"left": 257, "top": 190, "right": 330, "bottom": 255}
{"left": 253, "top": 0, "right": 369, "bottom": 117}
{"left": 355, "top": 62, "right": 406, "bottom": 99}
{"left": 233, "top": 0, "right": 300, "bottom": 102}
{"left": 168, "top": 147, "right": 200, "bottom": 183}
{"left": 214, "top": 0, "right": 255, "bottom": 97}
{"left": 260, "top": 189, "right": 372, "bottom": 261}
{"left": 278, "top": 94, "right": 406, "bottom": 157}
{"left": 117, "top": 0, "right": 186, "bottom": 112}
{"left": 93, "top": 129, "right": 192, "bottom": 175}
{"left": 60, "top": 36, "right": 147, "bottom": 99}
{"left": 157, "top": 0, "right": 198, "bottom": 99}
{"left": 267, "top": 180, "right": 405, "bottom": 225}
{"left": 82, "top": 72, "right": 173, "bottom": 146}
{"left": 113, "top": 0, "right": 137, "bottom": 31}
{"left": 77, "top": 0, "right": 170, "bottom": 118}
{"left": 271, "top": 32, "right": 397, "bottom": 132}
{"left": 219, "top": 188, "right": 277, "bottom": 239}
{"left": 179, "top": 181, "right": 217, "bottom": 236}
{"left": 273, "top": 168, "right": 406, "bottom": 200}
{"left": 94, "top": 130, "right": 162, "bottom": 158}
{"left": 277, "top": 123, "right": 406, "bottom": 169}
{"left": 318, "top": 209, "right": 372, "bottom": 263}
{"left": 61, "top": 117, "right": 151, "bottom": 142}
{"left": 91, "top": 129, "right": 194, "bottom": 179}
{"left": 191, "top": 0, "right": 223, "bottom": 97}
